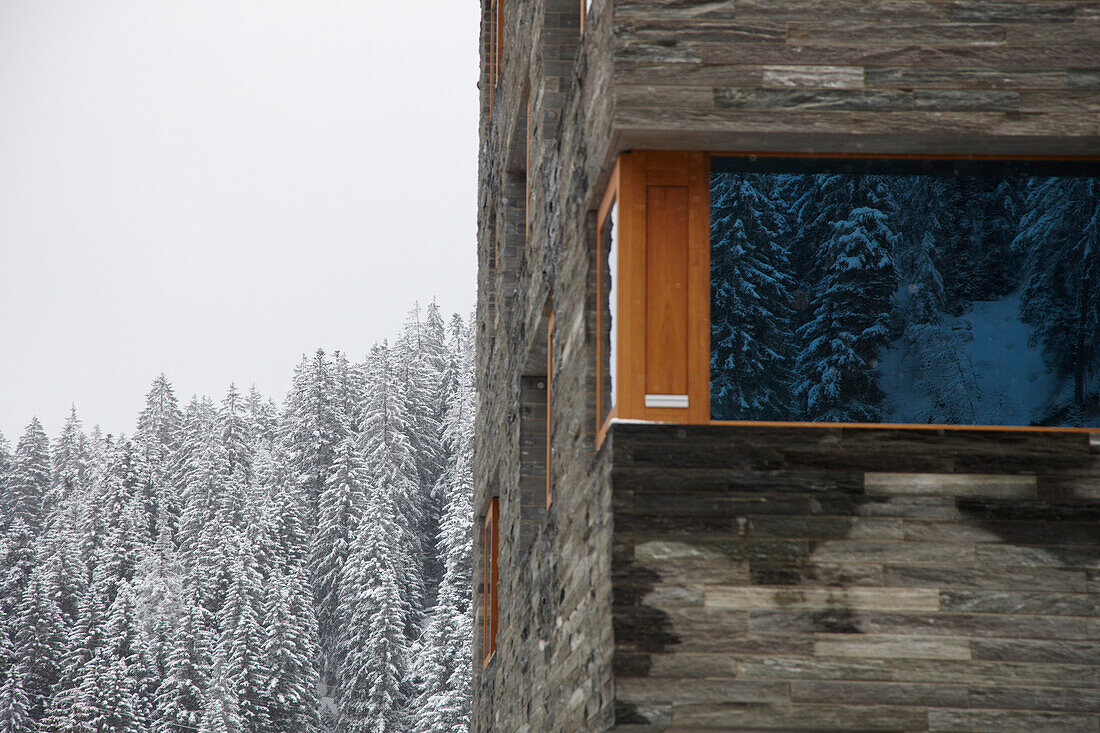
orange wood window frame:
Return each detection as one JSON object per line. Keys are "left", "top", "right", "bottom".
{"left": 546, "top": 311, "right": 554, "bottom": 508}
{"left": 595, "top": 150, "right": 1100, "bottom": 443}
{"left": 481, "top": 497, "right": 499, "bottom": 666}
{"left": 597, "top": 151, "right": 710, "bottom": 444}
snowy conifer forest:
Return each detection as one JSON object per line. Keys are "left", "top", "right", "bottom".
{"left": 710, "top": 169, "right": 1100, "bottom": 427}
{"left": 0, "top": 301, "right": 474, "bottom": 732}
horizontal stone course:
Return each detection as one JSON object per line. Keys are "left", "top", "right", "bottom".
{"left": 814, "top": 634, "right": 972, "bottom": 660}
{"left": 790, "top": 680, "right": 969, "bottom": 707}
{"left": 706, "top": 586, "right": 941, "bottom": 611}
{"left": 865, "top": 472, "right": 1037, "bottom": 498}
{"left": 928, "top": 709, "right": 1099, "bottom": 733}
{"left": 670, "top": 701, "right": 930, "bottom": 730}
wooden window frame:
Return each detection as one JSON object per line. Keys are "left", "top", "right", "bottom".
{"left": 481, "top": 497, "right": 499, "bottom": 667}
{"left": 595, "top": 150, "right": 1100, "bottom": 443}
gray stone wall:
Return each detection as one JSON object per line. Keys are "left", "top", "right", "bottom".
{"left": 474, "top": 0, "right": 619, "bottom": 729}
{"left": 475, "top": 0, "right": 1100, "bottom": 730}
{"left": 612, "top": 0, "right": 1100, "bottom": 155}
{"left": 610, "top": 424, "right": 1100, "bottom": 732}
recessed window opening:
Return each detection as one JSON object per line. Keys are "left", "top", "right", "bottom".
{"left": 519, "top": 304, "right": 551, "bottom": 546}
{"left": 546, "top": 311, "right": 554, "bottom": 508}
{"left": 710, "top": 156, "right": 1100, "bottom": 428}
{"left": 481, "top": 496, "right": 499, "bottom": 666}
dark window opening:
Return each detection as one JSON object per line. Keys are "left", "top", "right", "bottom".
{"left": 519, "top": 304, "right": 551, "bottom": 545}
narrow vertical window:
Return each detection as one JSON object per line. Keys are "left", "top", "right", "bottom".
{"left": 580, "top": 0, "right": 593, "bottom": 34}
{"left": 489, "top": 0, "right": 503, "bottom": 111}
{"left": 597, "top": 173, "right": 619, "bottom": 435}
{"left": 519, "top": 305, "right": 550, "bottom": 543}
{"left": 482, "top": 497, "right": 499, "bottom": 665}
{"left": 546, "top": 311, "right": 554, "bottom": 507}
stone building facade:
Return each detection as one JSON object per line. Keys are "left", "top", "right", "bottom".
{"left": 474, "top": 1, "right": 1100, "bottom": 731}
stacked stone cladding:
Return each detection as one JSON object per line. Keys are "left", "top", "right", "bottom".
{"left": 474, "top": 0, "right": 1100, "bottom": 731}
{"left": 610, "top": 424, "right": 1100, "bottom": 731}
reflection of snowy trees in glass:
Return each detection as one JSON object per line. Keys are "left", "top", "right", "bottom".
{"left": 1016, "top": 177, "right": 1100, "bottom": 420}
{"left": 710, "top": 175, "right": 794, "bottom": 420}
{"left": 710, "top": 169, "right": 1100, "bottom": 427}
{"left": 793, "top": 175, "right": 897, "bottom": 423}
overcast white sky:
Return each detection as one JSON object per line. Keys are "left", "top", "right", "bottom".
{"left": 0, "top": 1, "right": 479, "bottom": 441}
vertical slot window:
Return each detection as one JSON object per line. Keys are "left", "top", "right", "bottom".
{"left": 489, "top": 0, "right": 503, "bottom": 110}
{"left": 546, "top": 311, "right": 554, "bottom": 507}
{"left": 481, "top": 497, "right": 499, "bottom": 665}
{"left": 597, "top": 188, "right": 618, "bottom": 431}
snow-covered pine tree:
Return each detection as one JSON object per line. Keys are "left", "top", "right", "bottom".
{"left": 709, "top": 172, "right": 796, "bottom": 420}
{"left": 15, "top": 566, "right": 66, "bottom": 725}
{"left": 137, "top": 374, "right": 183, "bottom": 450}
{"left": 0, "top": 433, "right": 10, "bottom": 526}
{"left": 1016, "top": 176, "right": 1100, "bottom": 416}
{"left": 134, "top": 375, "right": 184, "bottom": 544}
{"left": 42, "top": 569, "right": 108, "bottom": 732}
{"left": 0, "top": 521, "right": 35, "bottom": 678}
{"left": 94, "top": 447, "right": 148, "bottom": 607}
{"left": 245, "top": 386, "right": 279, "bottom": 453}
{"left": 218, "top": 384, "right": 254, "bottom": 491}
{"left": 154, "top": 590, "right": 213, "bottom": 733}
{"left": 92, "top": 579, "right": 149, "bottom": 731}
{"left": 35, "top": 512, "right": 89, "bottom": 628}
{"left": 794, "top": 176, "right": 898, "bottom": 422}
{"left": 395, "top": 304, "right": 449, "bottom": 604}
{"left": 255, "top": 446, "right": 310, "bottom": 574}
{"left": 280, "top": 350, "right": 342, "bottom": 535}
{"left": 131, "top": 529, "right": 186, "bottom": 723}
{"left": 410, "top": 317, "right": 474, "bottom": 733}
{"left": 333, "top": 351, "right": 366, "bottom": 436}
{"left": 396, "top": 303, "right": 448, "bottom": 495}
{"left": 312, "top": 433, "right": 368, "bottom": 681}
{"left": 260, "top": 568, "right": 320, "bottom": 733}
{"left": 337, "top": 490, "right": 411, "bottom": 733}
{"left": 216, "top": 533, "right": 270, "bottom": 732}
{"left": 177, "top": 419, "right": 233, "bottom": 615}
{"left": 6, "top": 419, "right": 50, "bottom": 534}
{"left": 198, "top": 648, "right": 241, "bottom": 733}
{"left": 0, "top": 661, "right": 30, "bottom": 733}
{"left": 359, "top": 342, "right": 426, "bottom": 631}
{"left": 52, "top": 407, "right": 88, "bottom": 506}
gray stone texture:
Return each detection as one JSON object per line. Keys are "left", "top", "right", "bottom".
{"left": 610, "top": 426, "right": 1100, "bottom": 731}
{"left": 475, "top": 0, "right": 1100, "bottom": 730}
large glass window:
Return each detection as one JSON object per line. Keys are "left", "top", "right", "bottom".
{"left": 710, "top": 157, "right": 1100, "bottom": 428}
